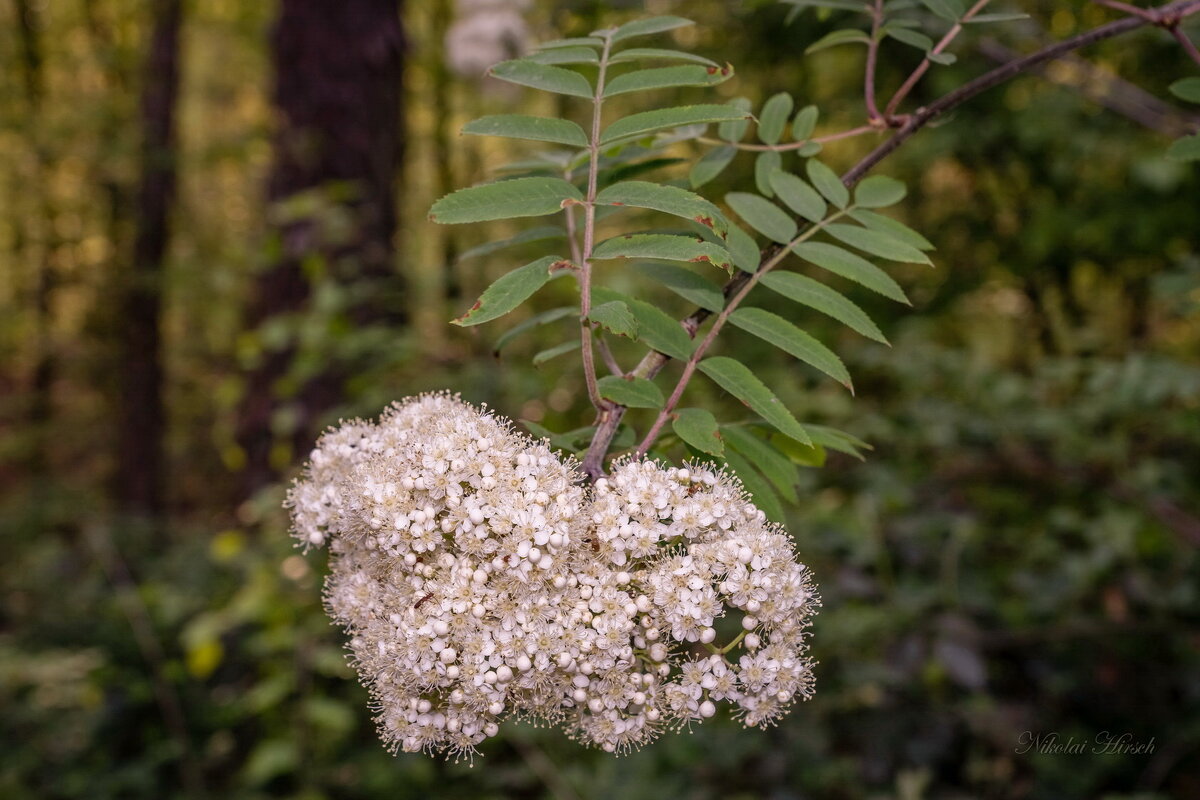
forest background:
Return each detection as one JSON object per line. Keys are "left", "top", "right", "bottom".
{"left": 1, "top": 0, "right": 1198, "bottom": 798}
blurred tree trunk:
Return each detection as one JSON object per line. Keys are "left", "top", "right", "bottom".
{"left": 115, "top": 0, "right": 182, "bottom": 518}
{"left": 236, "top": 0, "right": 405, "bottom": 499}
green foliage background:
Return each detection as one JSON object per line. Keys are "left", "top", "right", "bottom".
{"left": 1, "top": 1, "right": 1198, "bottom": 798}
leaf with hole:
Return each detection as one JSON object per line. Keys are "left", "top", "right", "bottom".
{"left": 601, "top": 105, "right": 752, "bottom": 145}
{"left": 698, "top": 356, "right": 811, "bottom": 444}
{"left": 672, "top": 408, "right": 724, "bottom": 456}
{"left": 726, "top": 193, "right": 797, "bottom": 244}
{"left": 757, "top": 92, "right": 794, "bottom": 145}
{"left": 791, "top": 242, "right": 910, "bottom": 303}
{"left": 595, "top": 181, "right": 728, "bottom": 238}
{"left": 728, "top": 308, "right": 852, "bottom": 389}
{"left": 462, "top": 115, "right": 588, "bottom": 147}
{"left": 806, "top": 160, "right": 848, "bottom": 208}
{"left": 759, "top": 271, "right": 887, "bottom": 343}
{"left": 453, "top": 256, "right": 569, "bottom": 326}
{"left": 429, "top": 177, "right": 583, "bottom": 223}
{"left": 610, "top": 15, "right": 694, "bottom": 43}
{"left": 722, "top": 425, "right": 799, "bottom": 503}
{"left": 824, "top": 223, "right": 933, "bottom": 264}
{"left": 603, "top": 64, "right": 733, "bottom": 97}
{"left": 598, "top": 375, "right": 664, "bottom": 408}
{"left": 593, "top": 234, "right": 732, "bottom": 272}
{"left": 489, "top": 60, "right": 593, "bottom": 98}
{"left": 769, "top": 170, "right": 826, "bottom": 223}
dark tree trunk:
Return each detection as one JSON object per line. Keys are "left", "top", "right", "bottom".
{"left": 236, "top": 0, "right": 405, "bottom": 498}
{"left": 115, "top": 0, "right": 182, "bottom": 517}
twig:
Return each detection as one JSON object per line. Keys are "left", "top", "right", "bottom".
{"left": 865, "top": 0, "right": 885, "bottom": 122}
{"left": 885, "top": 0, "right": 993, "bottom": 118}
{"left": 1172, "top": 23, "right": 1200, "bottom": 64}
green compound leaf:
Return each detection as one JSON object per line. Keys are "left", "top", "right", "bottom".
{"left": 601, "top": 105, "right": 751, "bottom": 145}
{"left": 755, "top": 150, "right": 782, "bottom": 197}
{"left": 728, "top": 307, "right": 852, "bottom": 389}
{"left": 593, "top": 233, "right": 732, "bottom": 272}
{"left": 769, "top": 170, "right": 827, "bottom": 223}
{"left": 603, "top": 64, "right": 733, "bottom": 98}
{"left": 525, "top": 47, "right": 600, "bottom": 66}
{"left": 533, "top": 339, "right": 581, "bottom": 367}
{"left": 461, "top": 115, "right": 588, "bottom": 148}
{"left": 722, "top": 447, "right": 786, "bottom": 522}
{"left": 853, "top": 175, "right": 907, "bottom": 209}
{"left": 598, "top": 375, "right": 664, "bottom": 408}
{"left": 489, "top": 59, "right": 593, "bottom": 98}
{"left": 429, "top": 177, "right": 583, "bottom": 224}
{"left": 595, "top": 181, "right": 728, "bottom": 239}
{"left": 721, "top": 425, "right": 799, "bottom": 503}
{"left": 672, "top": 408, "right": 724, "bottom": 456}
{"left": 593, "top": 288, "right": 695, "bottom": 361}
{"left": 806, "top": 159, "right": 849, "bottom": 209}
{"left": 792, "top": 104, "right": 819, "bottom": 141}
{"left": 588, "top": 300, "right": 638, "bottom": 339}
{"left": 453, "top": 256, "right": 569, "bottom": 326}
{"left": 759, "top": 271, "right": 887, "bottom": 343}
{"left": 610, "top": 15, "right": 695, "bottom": 43}
{"left": 636, "top": 262, "right": 725, "bottom": 312}
{"left": 1169, "top": 77, "right": 1200, "bottom": 104}
{"left": 757, "top": 92, "right": 794, "bottom": 145}
{"left": 493, "top": 307, "right": 576, "bottom": 355}
{"left": 698, "top": 356, "right": 811, "bottom": 445}
{"left": 849, "top": 209, "right": 935, "bottom": 251}
{"left": 725, "top": 192, "right": 798, "bottom": 244}
{"left": 824, "top": 223, "right": 933, "bottom": 265}
{"left": 609, "top": 48, "right": 718, "bottom": 67}
{"left": 690, "top": 144, "right": 736, "bottom": 188}
{"left": 791, "top": 241, "right": 910, "bottom": 304}
{"left": 459, "top": 225, "right": 565, "bottom": 262}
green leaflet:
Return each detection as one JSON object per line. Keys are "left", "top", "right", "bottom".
{"left": 722, "top": 447, "right": 786, "bottom": 522}
{"left": 718, "top": 97, "right": 753, "bottom": 141}
{"left": 608, "top": 48, "right": 718, "bottom": 67}
{"left": 635, "top": 262, "right": 725, "bottom": 313}
{"left": 493, "top": 307, "right": 576, "bottom": 354}
{"left": 588, "top": 300, "right": 638, "bottom": 339}
{"left": 532, "top": 339, "right": 582, "bottom": 367}
{"left": 698, "top": 356, "right": 811, "bottom": 444}
{"left": 461, "top": 115, "right": 588, "bottom": 148}
{"left": 525, "top": 47, "right": 600, "bottom": 66}
{"left": 593, "top": 287, "right": 695, "bottom": 361}
{"left": 792, "top": 105, "right": 819, "bottom": 141}
{"left": 759, "top": 271, "right": 887, "bottom": 343}
{"left": 920, "top": 0, "right": 965, "bottom": 22}
{"left": 791, "top": 241, "right": 910, "bottom": 303}
{"left": 769, "top": 170, "right": 827, "bottom": 223}
{"left": 429, "top": 177, "right": 583, "bottom": 224}
{"left": 757, "top": 92, "right": 794, "bottom": 146}
{"left": 592, "top": 233, "right": 732, "bottom": 273}
{"left": 721, "top": 425, "right": 799, "bottom": 503}
{"left": 805, "top": 423, "right": 871, "bottom": 459}
{"left": 690, "top": 144, "right": 736, "bottom": 188}
{"left": 755, "top": 151, "right": 782, "bottom": 197}
{"left": 853, "top": 175, "right": 907, "bottom": 209}
{"left": 672, "top": 408, "right": 724, "bottom": 456}
{"left": 806, "top": 159, "right": 849, "bottom": 209}
{"left": 848, "top": 209, "right": 935, "bottom": 251}
{"left": 726, "top": 223, "right": 762, "bottom": 274}
{"left": 726, "top": 192, "right": 797, "bottom": 244}
{"left": 458, "top": 225, "right": 565, "bottom": 262}
{"left": 824, "top": 223, "right": 933, "bottom": 265}
{"left": 595, "top": 181, "right": 728, "bottom": 239}
{"left": 597, "top": 375, "right": 664, "bottom": 408}
{"left": 805, "top": 28, "right": 871, "bottom": 54}
{"left": 609, "top": 15, "right": 694, "bottom": 43}
{"left": 453, "top": 256, "right": 570, "bottom": 326}
{"left": 728, "top": 307, "right": 852, "bottom": 389}
{"left": 603, "top": 64, "right": 733, "bottom": 98}
{"left": 600, "top": 105, "right": 751, "bottom": 145}
{"left": 1169, "top": 77, "right": 1200, "bottom": 104}
{"left": 489, "top": 59, "right": 594, "bottom": 98}
{"left": 536, "top": 37, "right": 604, "bottom": 49}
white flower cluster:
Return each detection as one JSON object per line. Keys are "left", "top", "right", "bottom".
{"left": 287, "top": 393, "right": 819, "bottom": 759}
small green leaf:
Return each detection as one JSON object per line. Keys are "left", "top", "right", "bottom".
{"left": 722, "top": 448, "right": 786, "bottom": 522}
{"left": 1169, "top": 75, "right": 1200, "bottom": 103}
{"left": 928, "top": 51, "right": 957, "bottom": 66}
{"left": 718, "top": 97, "right": 753, "bottom": 141}
{"left": 691, "top": 144, "right": 737, "bottom": 188}
{"left": 453, "top": 256, "right": 568, "bottom": 326}
{"left": 806, "top": 160, "right": 849, "bottom": 208}
{"left": 964, "top": 12, "right": 1030, "bottom": 23}
{"left": 609, "top": 48, "right": 718, "bottom": 67}
{"left": 429, "top": 177, "right": 583, "bottom": 224}
{"left": 886, "top": 25, "right": 934, "bottom": 51}
{"left": 459, "top": 225, "right": 565, "bottom": 261}
{"left": 791, "top": 241, "right": 910, "bottom": 303}
{"left": 805, "top": 28, "right": 871, "bottom": 54}
{"left": 610, "top": 15, "right": 695, "bottom": 43}
{"left": 526, "top": 47, "right": 600, "bottom": 65}
{"left": 726, "top": 192, "right": 798, "bottom": 244}
{"left": 755, "top": 151, "right": 782, "bottom": 197}
{"left": 601, "top": 105, "right": 751, "bottom": 145}
{"left": 462, "top": 115, "right": 588, "bottom": 147}
{"left": 792, "top": 104, "right": 819, "bottom": 141}
{"left": 728, "top": 307, "right": 852, "bottom": 389}
{"left": 758, "top": 92, "right": 794, "bottom": 145}
{"left": 854, "top": 175, "right": 907, "bottom": 208}
{"left": 537, "top": 37, "right": 604, "bottom": 49}
{"left": 769, "top": 170, "right": 827, "bottom": 223}
{"left": 806, "top": 423, "right": 871, "bottom": 459}
{"left": 532, "top": 339, "right": 581, "bottom": 366}
{"left": 636, "top": 262, "right": 725, "bottom": 312}
{"left": 493, "top": 307, "right": 575, "bottom": 354}
{"left": 598, "top": 375, "right": 664, "bottom": 408}
{"left": 722, "top": 426, "right": 799, "bottom": 503}
{"left": 849, "top": 209, "right": 935, "bottom": 250}
{"left": 760, "top": 271, "right": 888, "bottom": 343}
{"left": 673, "top": 408, "right": 724, "bottom": 456}
{"left": 798, "top": 141, "right": 823, "bottom": 157}
{"left": 698, "top": 356, "right": 811, "bottom": 444}
{"left": 919, "top": 0, "right": 964, "bottom": 22}
{"left": 603, "top": 64, "right": 733, "bottom": 97}
{"left": 595, "top": 181, "right": 728, "bottom": 238}
{"left": 489, "top": 60, "right": 594, "bottom": 98}
{"left": 593, "top": 233, "right": 732, "bottom": 272}
{"left": 593, "top": 288, "right": 695, "bottom": 361}
{"left": 726, "top": 223, "right": 762, "bottom": 274}
{"left": 588, "top": 300, "right": 638, "bottom": 339}
{"left": 771, "top": 433, "right": 827, "bottom": 467}
{"left": 824, "top": 223, "right": 933, "bottom": 264}
{"left": 1166, "top": 135, "right": 1200, "bottom": 162}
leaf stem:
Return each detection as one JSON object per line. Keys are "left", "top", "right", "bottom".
{"left": 884, "top": 0, "right": 993, "bottom": 119}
